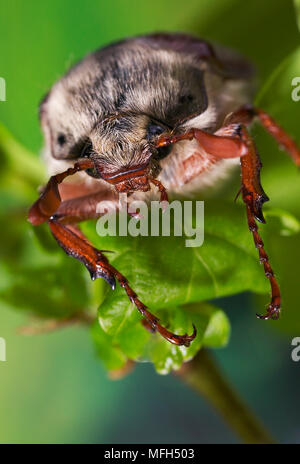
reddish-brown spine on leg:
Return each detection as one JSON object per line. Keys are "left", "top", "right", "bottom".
{"left": 240, "top": 126, "right": 280, "bottom": 320}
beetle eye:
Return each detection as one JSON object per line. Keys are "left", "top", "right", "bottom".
{"left": 147, "top": 123, "right": 165, "bottom": 138}
{"left": 57, "top": 133, "right": 66, "bottom": 146}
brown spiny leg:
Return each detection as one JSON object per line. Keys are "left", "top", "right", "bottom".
{"left": 28, "top": 162, "right": 196, "bottom": 346}
{"left": 217, "top": 104, "right": 300, "bottom": 319}
{"left": 225, "top": 104, "right": 300, "bottom": 166}
{"left": 156, "top": 126, "right": 248, "bottom": 159}
{"left": 48, "top": 217, "right": 196, "bottom": 346}
{"left": 255, "top": 108, "right": 300, "bottom": 166}
{"left": 156, "top": 120, "right": 281, "bottom": 320}
{"left": 157, "top": 104, "right": 300, "bottom": 168}
{"left": 238, "top": 126, "right": 280, "bottom": 320}
{"left": 28, "top": 158, "right": 95, "bottom": 225}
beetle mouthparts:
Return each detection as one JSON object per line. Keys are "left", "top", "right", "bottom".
{"left": 100, "top": 164, "right": 150, "bottom": 194}
{"left": 114, "top": 175, "right": 151, "bottom": 194}
{"left": 99, "top": 164, "right": 169, "bottom": 202}
{"left": 114, "top": 176, "right": 169, "bottom": 204}
{"left": 100, "top": 164, "right": 149, "bottom": 184}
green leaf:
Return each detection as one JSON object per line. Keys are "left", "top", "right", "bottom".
{"left": 81, "top": 201, "right": 270, "bottom": 338}
{"left": 91, "top": 302, "right": 230, "bottom": 375}
{"left": 0, "top": 211, "right": 92, "bottom": 318}
{"left": 91, "top": 322, "right": 127, "bottom": 371}
{"left": 202, "top": 307, "right": 231, "bottom": 348}
{"left": 148, "top": 303, "right": 230, "bottom": 374}
{"left": 117, "top": 319, "right": 152, "bottom": 361}
{"left": 79, "top": 201, "right": 297, "bottom": 372}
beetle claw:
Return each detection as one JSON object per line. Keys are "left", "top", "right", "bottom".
{"left": 256, "top": 304, "right": 280, "bottom": 320}
{"left": 155, "top": 322, "right": 197, "bottom": 347}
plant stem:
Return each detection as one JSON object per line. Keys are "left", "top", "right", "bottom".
{"left": 18, "top": 312, "right": 94, "bottom": 335}
{"left": 176, "top": 349, "right": 275, "bottom": 444}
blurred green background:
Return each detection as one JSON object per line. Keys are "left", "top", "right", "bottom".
{"left": 1, "top": 0, "right": 300, "bottom": 443}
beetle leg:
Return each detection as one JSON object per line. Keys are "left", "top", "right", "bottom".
{"left": 256, "top": 108, "right": 300, "bottom": 166}
{"left": 156, "top": 127, "right": 248, "bottom": 159}
{"left": 224, "top": 105, "right": 300, "bottom": 166}
{"left": 195, "top": 122, "right": 280, "bottom": 319}
{"left": 28, "top": 159, "right": 94, "bottom": 226}
{"left": 238, "top": 126, "right": 281, "bottom": 320}
{"left": 106, "top": 261, "right": 197, "bottom": 346}
{"left": 48, "top": 217, "right": 116, "bottom": 288}
{"left": 158, "top": 104, "right": 300, "bottom": 167}
{"left": 48, "top": 215, "right": 196, "bottom": 347}
{"left": 214, "top": 122, "right": 270, "bottom": 223}
{"left": 224, "top": 106, "right": 299, "bottom": 319}
{"left": 29, "top": 165, "right": 196, "bottom": 346}
{"left": 158, "top": 121, "right": 281, "bottom": 320}
{"left": 156, "top": 104, "right": 300, "bottom": 320}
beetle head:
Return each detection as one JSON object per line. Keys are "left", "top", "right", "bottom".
{"left": 84, "top": 112, "right": 170, "bottom": 197}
